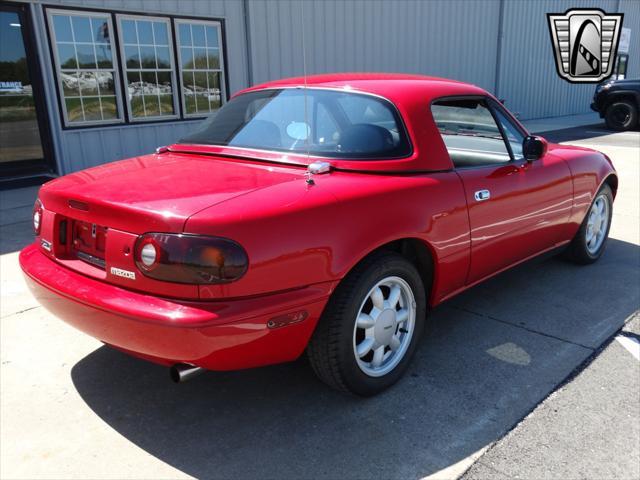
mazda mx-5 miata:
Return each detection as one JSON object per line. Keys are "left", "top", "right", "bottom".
{"left": 21, "top": 74, "right": 617, "bottom": 395}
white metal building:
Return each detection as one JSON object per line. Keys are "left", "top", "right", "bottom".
{"left": 0, "top": 0, "right": 638, "bottom": 183}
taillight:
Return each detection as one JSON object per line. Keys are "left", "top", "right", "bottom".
{"left": 134, "top": 233, "right": 248, "bottom": 284}
{"left": 33, "top": 199, "right": 43, "bottom": 235}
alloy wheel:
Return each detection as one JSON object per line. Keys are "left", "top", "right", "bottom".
{"left": 586, "top": 194, "right": 610, "bottom": 255}
{"left": 352, "top": 276, "right": 417, "bottom": 377}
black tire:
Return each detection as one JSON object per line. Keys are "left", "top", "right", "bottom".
{"left": 564, "top": 184, "right": 613, "bottom": 264}
{"left": 604, "top": 100, "right": 638, "bottom": 131}
{"left": 307, "top": 251, "right": 427, "bottom": 396}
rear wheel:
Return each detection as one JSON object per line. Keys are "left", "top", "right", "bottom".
{"left": 307, "top": 252, "right": 426, "bottom": 396}
{"left": 604, "top": 100, "right": 638, "bottom": 131}
{"left": 565, "top": 184, "right": 613, "bottom": 264}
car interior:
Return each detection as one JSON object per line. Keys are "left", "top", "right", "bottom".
{"left": 432, "top": 99, "right": 524, "bottom": 168}
{"left": 230, "top": 90, "right": 408, "bottom": 156}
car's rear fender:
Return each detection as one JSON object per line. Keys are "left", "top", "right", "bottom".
{"left": 185, "top": 170, "right": 471, "bottom": 305}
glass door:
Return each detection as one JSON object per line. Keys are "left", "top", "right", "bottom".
{"left": 0, "top": 2, "right": 54, "bottom": 178}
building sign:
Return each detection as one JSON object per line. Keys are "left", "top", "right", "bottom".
{"left": 0, "top": 81, "right": 23, "bottom": 92}
{"left": 619, "top": 27, "right": 631, "bottom": 54}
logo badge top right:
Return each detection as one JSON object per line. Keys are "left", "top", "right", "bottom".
{"left": 548, "top": 9, "right": 624, "bottom": 83}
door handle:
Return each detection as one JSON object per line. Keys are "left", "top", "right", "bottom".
{"left": 474, "top": 189, "right": 491, "bottom": 201}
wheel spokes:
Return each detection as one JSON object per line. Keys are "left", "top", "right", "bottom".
{"left": 598, "top": 199, "right": 606, "bottom": 216}
{"left": 371, "top": 346, "right": 385, "bottom": 367}
{"left": 370, "top": 287, "right": 385, "bottom": 310}
{"left": 353, "top": 276, "right": 418, "bottom": 377}
{"left": 599, "top": 209, "right": 608, "bottom": 232}
{"left": 396, "top": 308, "right": 409, "bottom": 324}
{"left": 387, "top": 285, "right": 401, "bottom": 309}
{"left": 356, "top": 338, "right": 374, "bottom": 358}
{"left": 357, "top": 313, "right": 376, "bottom": 329}
{"left": 585, "top": 195, "right": 610, "bottom": 254}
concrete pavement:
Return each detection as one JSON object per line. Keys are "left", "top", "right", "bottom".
{"left": 522, "top": 112, "right": 601, "bottom": 134}
{"left": 0, "top": 125, "right": 638, "bottom": 479}
{"left": 462, "top": 314, "right": 640, "bottom": 480}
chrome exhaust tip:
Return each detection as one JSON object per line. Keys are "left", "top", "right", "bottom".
{"left": 170, "top": 363, "right": 204, "bottom": 383}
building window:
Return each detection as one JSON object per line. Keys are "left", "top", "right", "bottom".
{"left": 176, "top": 19, "right": 225, "bottom": 117}
{"left": 117, "top": 15, "right": 178, "bottom": 121}
{"left": 47, "top": 10, "right": 123, "bottom": 126}
{"left": 45, "top": 8, "right": 228, "bottom": 128}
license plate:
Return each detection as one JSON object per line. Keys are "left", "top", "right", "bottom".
{"left": 72, "top": 220, "right": 107, "bottom": 267}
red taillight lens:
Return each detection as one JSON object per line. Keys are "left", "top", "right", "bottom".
{"left": 134, "top": 233, "right": 248, "bottom": 284}
{"left": 33, "top": 199, "right": 43, "bottom": 235}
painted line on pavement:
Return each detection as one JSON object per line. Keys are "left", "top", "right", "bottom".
{"left": 422, "top": 446, "right": 489, "bottom": 480}
{"left": 616, "top": 335, "right": 640, "bottom": 361}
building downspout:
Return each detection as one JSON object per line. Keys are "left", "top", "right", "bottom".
{"left": 493, "top": 0, "right": 505, "bottom": 100}
{"left": 243, "top": 0, "right": 254, "bottom": 87}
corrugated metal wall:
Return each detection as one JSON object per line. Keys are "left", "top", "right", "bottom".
{"left": 620, "top": 0, "right": 640, "bottom": 79}
{"left": 29, "top": 0, "right": 249, "bottom": 174}
{"left": 24, "top": 0, "right": 640, "bottom": 175}
{"left": 246, "top": 0, "right": 639, "bottom": 120}
{"left": 246, "top": 0, "right": 501, "bottom": 91}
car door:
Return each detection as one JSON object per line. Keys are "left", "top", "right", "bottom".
{"left": 431, "top": 97, "right": 573, "bottom": 284}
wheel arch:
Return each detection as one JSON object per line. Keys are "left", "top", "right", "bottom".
{"left": 602, "top": 173, "right": 618, "bottom": 199}
{"left": 339, "top": 237, "right": 436, "bottom": 306}
{"left": 604, "top": 90, "right": 640, "bottom": 111}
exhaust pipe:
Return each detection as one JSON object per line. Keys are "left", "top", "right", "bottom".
{"left": 170, "top": 363, "right": 204, "bottom": 383}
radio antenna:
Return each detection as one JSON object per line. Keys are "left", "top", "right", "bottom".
{"left": 300, "top": 0, "right": 310, "bottom": 161}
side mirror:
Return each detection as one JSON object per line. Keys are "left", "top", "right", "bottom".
{"left": 522, "top": 135, "right": 547, "bottom": 161}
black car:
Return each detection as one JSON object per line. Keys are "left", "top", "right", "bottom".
{"left": 591, "top": 78, "right": 640, "bottom": 131}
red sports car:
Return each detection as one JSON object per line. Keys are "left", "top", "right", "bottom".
{"left": 20, "top": 74, "right": 617, "bottom": 395}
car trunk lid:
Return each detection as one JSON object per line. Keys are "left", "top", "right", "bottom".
{"left": 37, "top": 152, "right": 305, "bottom": 298}
{"left": 39, "top": 152, "right": 305, "bottom": 233}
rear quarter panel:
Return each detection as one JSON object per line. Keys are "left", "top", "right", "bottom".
{"left": 185, "top": 171, "right": 470, "bottom": 305}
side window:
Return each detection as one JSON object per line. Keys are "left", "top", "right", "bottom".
{"left": 431, "top": 99, "right": 511, "bottom": 168}
{"left": 491, "top": 105, "right": 525, "bottom": 160}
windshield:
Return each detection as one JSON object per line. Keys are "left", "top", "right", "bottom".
{"left": 179, "top": 88, "right": 412, "bottom": 159}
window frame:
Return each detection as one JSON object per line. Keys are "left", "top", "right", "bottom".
{"left": 179, "top": 87, "right": 414, "bottom": 160}
{"left": 43, "top": 5, "right": 230, "bottom": 130}
{"left": 487, "top": 98, "right": 529, "bottom": 161}
{"left": 46, "top": 8, "right": 125, "bottom": 127}
{"left": 115, "top": 13, "right": 180, "bottom": 122}
{"left": 430, "top": 95, "right": 527, "bottom": 170}
{"left": 175, "top": 18, "right": 227, "bottom": 119}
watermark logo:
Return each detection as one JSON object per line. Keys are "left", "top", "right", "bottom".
{"left": 547, "top": 9, "right": 623, "bottom": 83}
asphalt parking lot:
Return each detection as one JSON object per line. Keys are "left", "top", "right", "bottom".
{"left": 1, "top": 123, "right": 638, "bottom": 479}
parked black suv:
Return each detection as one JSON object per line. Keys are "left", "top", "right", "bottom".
{"left": 591, "top": 78, "right": 640, "bottom": 131}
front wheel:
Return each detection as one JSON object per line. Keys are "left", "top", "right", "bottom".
{"left": 565, "top": 184, "right": 613, "bottom": 264}
{"left": 307, "top": 252, "right": 427, "bottom": 396}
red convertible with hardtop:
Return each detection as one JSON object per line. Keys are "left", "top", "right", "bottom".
{"left": 20, "top": 74, "right": 617, "bottom": 395}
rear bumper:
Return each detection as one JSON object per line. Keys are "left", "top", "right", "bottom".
{"left": 20, "top": 244, "right": 332, "bottom": 370}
